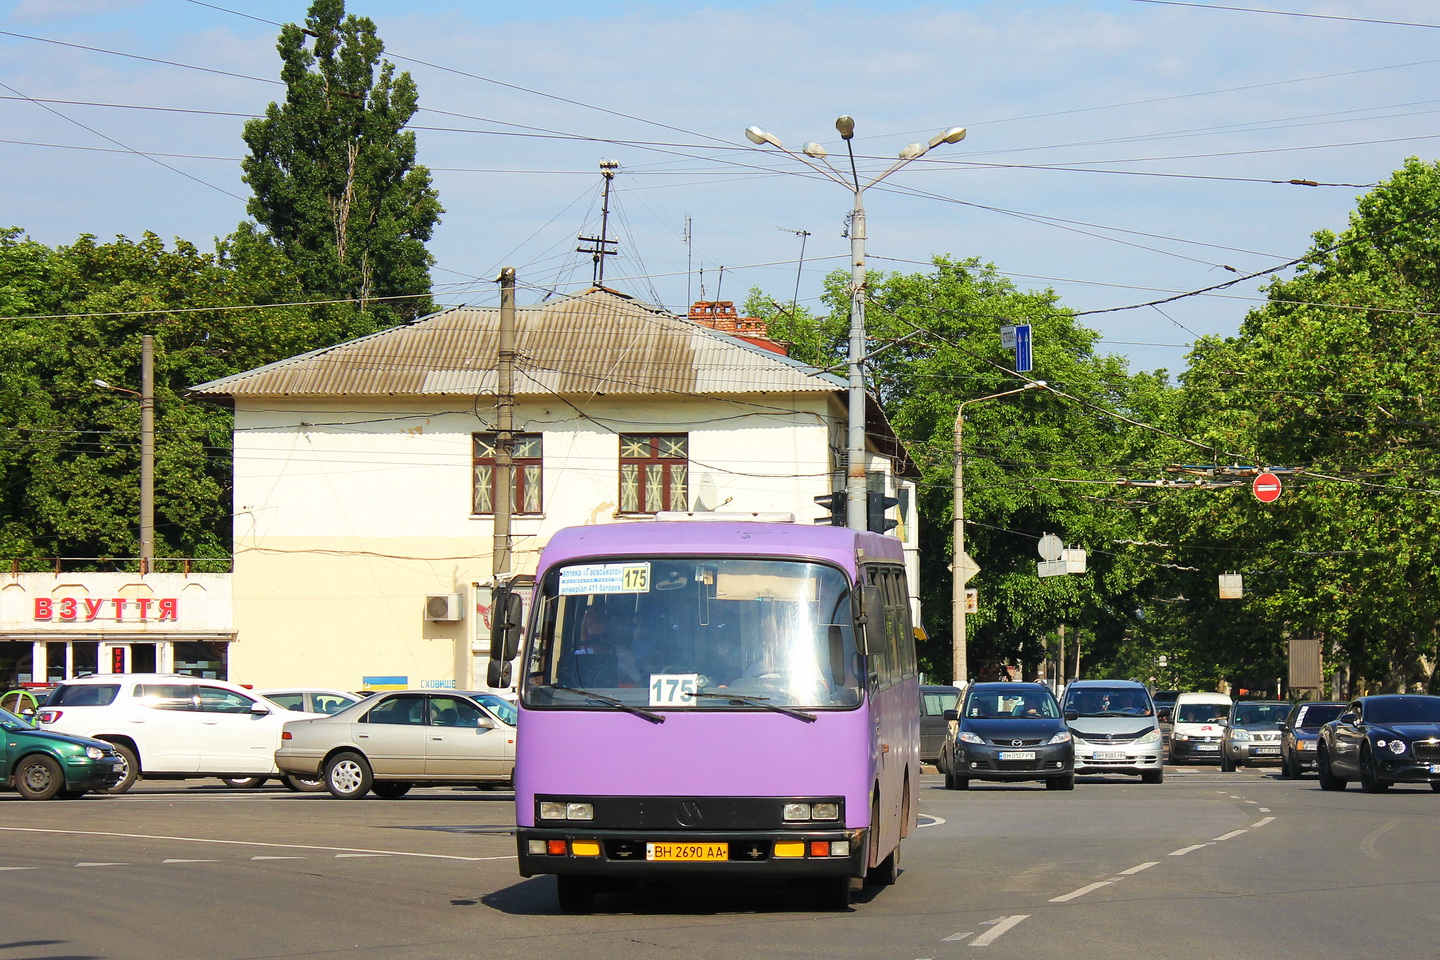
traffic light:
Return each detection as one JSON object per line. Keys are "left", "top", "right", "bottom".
{"left": 867, "top": 490, "right": 900, "bottom": 534}
{"left": 813, "top": 490, "right": 845, "bottom": 526}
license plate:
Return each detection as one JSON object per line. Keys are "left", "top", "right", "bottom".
{"left": 646, "top": 842, "right": 728, "bottom": 862}
{"left": 999, "top": 751, "right": 1036, "bottom": 760}
{"left": 1255, "top": 747, "right": 1280, "bottom": 756}
{"left": 1430, "top": 764, "right": 1440, "bottom": 774}
{"left": 1095, "top": 751, "right": 1126, "bottom": 760}
{"left": 1195, "top": 744, "right": 1219, "bottom": 752}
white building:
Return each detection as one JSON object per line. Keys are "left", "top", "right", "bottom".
{"left": 187, "top": 289, "right": 919, "bottom": 691}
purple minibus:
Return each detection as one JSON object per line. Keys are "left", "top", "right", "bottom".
{"left": 488, "top": 520, "right": 920, "bottom": 911}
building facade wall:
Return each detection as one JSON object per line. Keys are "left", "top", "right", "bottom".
{"left": 227, "top": 394, "right": 863, "bottom": 690}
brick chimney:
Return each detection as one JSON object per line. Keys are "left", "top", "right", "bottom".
{"left": 687, "top": 301, "right": 788, "bottom": 356}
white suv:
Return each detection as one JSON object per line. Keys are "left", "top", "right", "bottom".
{"left": 36, "top": 673, "right": 319, "bottom": 793}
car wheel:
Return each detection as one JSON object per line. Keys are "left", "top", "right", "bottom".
{"left": 372, "top": 781, "right": 413, "bottom": 800}
{"left": 556, "top": 875, "right": 595, "bottom": 913}
{"left": 944, "top": 767, "right": 957, "bottom": 789}
{"left": 1046, "top": 773, "right": 1076, "bottom": 791}
{"left": 1430, "top": 781, "right": 1440, "bottom": 793}
{"left": 1141, "top": 768, "right": 1164, "bottom": 784}
{"left": 220, "top": 776, "right": 268, "bottom": 789}
{"left": 1316, "top": 745, "right": 1346, "bottom": 791}
{"left": 280, "top": 774, "right": 326, "bottom": 793}
{"left": 1358, "top": 747, "right": 1390, "bottom": 793}
{"left": 1220, "top": 751, "right": 1234, "bottom": 773}
{"left": 953, "top": 776, "right": 970, "bottom": 790}
{"left": 104, "top": 742, "right": 139, "bottom": 794}
{"left": 56, "top": 789, "right": 87, "bottom": 800}
{"left": 323, "top": 751, "right": 373, "bottom": 799}
{"left": 16, "top": 755, "right": 65, "bottom": 801}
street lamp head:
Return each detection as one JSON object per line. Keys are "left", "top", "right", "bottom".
{"left": 929, "top": 126, "right": 967, "bottom": 148}
{"left": 801, "top": 140, "right": 828, "bottom": 158}
{"left": 897, "top": 142, "right": 927, "bottom": 160}
{"left": 1024, "top": 380, "right": 1048, "bottom": 390}
{"left": 92, "top": 379, "right": 111, "bottom": 389}
{"left": 745, "top": 125, "right": 780, "bottom": 148}
{"left": 835, "top": 115, "right": 855, "bottom": 140}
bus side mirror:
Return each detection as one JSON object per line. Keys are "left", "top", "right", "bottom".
{"left": 489, "top": 588, "right": 524, "bottom": 664}
{"left": 853, "top": 583, "right": 884, "bottom": 655}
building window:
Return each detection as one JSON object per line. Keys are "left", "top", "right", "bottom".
{"left": 619, "top": 434, "right": 689, "bottom": 513}
{"left": 473, "top": 433, "right": 543, "bottom": 515}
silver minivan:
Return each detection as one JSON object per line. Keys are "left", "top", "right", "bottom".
{"left": 1061, "top": 679, "right": 1165, "bottom": 783}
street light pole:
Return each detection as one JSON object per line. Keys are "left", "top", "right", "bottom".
{"left": 952, "top": 381, "right": 1046, "bottom": 686}
{"left": 745, "top": 118, "right": 966, "bottom": 530}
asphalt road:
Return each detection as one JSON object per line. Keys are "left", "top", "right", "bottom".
{"left": 1, "top": 765, "right": 1435, "bottom": 960}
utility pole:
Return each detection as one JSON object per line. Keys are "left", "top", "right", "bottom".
{"left": 578, "top": 160, "right": 620, "bottom": 286}
{"left": 140, "top": 334, "right": 155, "bottom": 574}
{"left": 493, "top": 268, "right": 516, "bottom": 580}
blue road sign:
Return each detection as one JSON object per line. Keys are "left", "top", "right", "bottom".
{"left": 1014, "top": 323, "right": 1033, "bottom": 372}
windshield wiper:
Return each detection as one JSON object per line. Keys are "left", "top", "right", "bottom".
{"left": 550, "top": 684, "right": 665, "bottom": 724}
{"left": 689, "top": 690, "right": 817, "bottom": 723}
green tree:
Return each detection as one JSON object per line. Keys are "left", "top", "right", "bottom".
{"left": 239, "top": 0, "right": 442, "bottom": 329}
{"left": 0, "top": 229, "right": 382, "bottom": 568}
{"left": 1154, "top": 158, "right": 1440, "bottom": 695}
{"left": 751, "top": 258, "right": 1163, "bottom": 683}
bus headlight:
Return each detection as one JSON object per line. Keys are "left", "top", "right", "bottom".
{"left": 539, "top": 801, "right": 593, "bottom": 820}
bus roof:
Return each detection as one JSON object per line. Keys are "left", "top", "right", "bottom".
{"left": 536, "top": 521, "right": 903, "bottom": 573}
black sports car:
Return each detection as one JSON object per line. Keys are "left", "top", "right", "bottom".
{"left": 1316, "top": 694, "right": 1440, "bottom": 793}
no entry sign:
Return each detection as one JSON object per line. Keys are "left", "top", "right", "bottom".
{"left": 1253, "top": 471, "right": 1282, "bottom": 503}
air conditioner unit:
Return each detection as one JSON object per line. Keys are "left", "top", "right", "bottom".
{"left": 425, "top": 594, "right": 463, "bottom": 622}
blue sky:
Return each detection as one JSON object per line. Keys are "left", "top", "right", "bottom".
{"left": 4, "top": 0, "right": 1439, "bottom": 372}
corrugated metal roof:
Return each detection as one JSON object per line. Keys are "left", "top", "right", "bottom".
{"left": 188, "top": 288, "right": 846, "bottom": 400}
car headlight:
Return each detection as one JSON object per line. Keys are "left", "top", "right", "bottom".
{"left": 1297, "top": 740, "right": 1315, "bottom": 751}
{"left": 958, "top": 731, "right": 985, "bottom": 745}
{"left": 1047, "top": 731, "right": 1072, "bottom": 745}
{"left": 1136, "top": 728, "right": 1162, "bottom": 745}
{"left": 1171, "top": 732, "right": 1190, "bottom": 741}
{"left": 85, "top": 746, "right": 105, "bottom": 760}
{"left": 1381, "top": 739, "right": 1407, "bottom": 756}
{"left": 1229, "top": 728, "right": 1252, "bottom": 741}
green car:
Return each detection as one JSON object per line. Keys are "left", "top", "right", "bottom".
{"left": 1, "top": 706, "right": 125, "bottom": 800}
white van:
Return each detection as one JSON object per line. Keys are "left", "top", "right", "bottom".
{"left": 1167, "top": 691, "right": 1233, "bottom": 764}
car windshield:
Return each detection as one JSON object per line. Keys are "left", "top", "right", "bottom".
{"left": 523, "top": 557, "right": 861, "bottom": 710}
{"left": 963, "top": 689, "right": 1060, "bottom": 719}
{"left": 1175, "top": 702, "right": 1229, "bottom": 723}
{"left": 1294, "top": 703, "right": 1344, "bottom": 729}
{"left": 1066, "top": 688, "right": 1152, "bottom": 717}
{"left": 1364, "top": 698, "right": 1440, "bottom": 724}
{"left": 476, "top": 695, "right": 517, "bottom": 726}
{"left": 1231, "top": 702, "right": 1288, "bottom": 725}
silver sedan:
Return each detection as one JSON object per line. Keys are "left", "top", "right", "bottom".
{"left": 275, "top": 690, "right": 515, "bottom": 799}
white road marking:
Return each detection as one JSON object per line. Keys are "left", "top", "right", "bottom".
{"left": 1120, "top": 862, "right": 1158, "bottom": 875}
{"left": 162, "top": 858, "right": 217, "bottom": 864}
{"left": 1049, "top": 880, "right": 1114, "bottom": 903}
{"left": 1259, "top": 807, "right": 1270, "bottom": 813}
{"left": 0, "top": 866, "right": 37, "bottom": 871}
{"left": 251, "top": 855, "right": 304, "bottom": 860}
{"left": 1252, "top": 816, "right": 1275, "bottom": 828}
{"left": 1169, "top": 844, "right": 1210, "bottom": 856}
{"left": 0, "top": 825, "right": 513, "bottom": 861}
{"left": 75, "top": 862, "right": 127, "bottom": 867}
{"left": 1212, "top": 829, "right": 1248, "bottom": 841}
{"left": 942, "top": 932, "right": 973, "bottom": 942}
{"left": 971, "top": 915, "right": 1028, "bottom": 947}
{"left": 335, "top": 853, "right": 390, "bottom": 858}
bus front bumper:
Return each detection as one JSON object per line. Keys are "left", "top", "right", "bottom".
{"left": 516, "top": 827, "right": 868, "bottom": 879}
